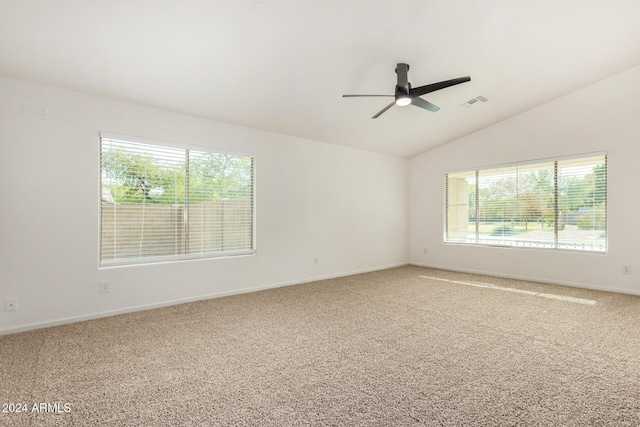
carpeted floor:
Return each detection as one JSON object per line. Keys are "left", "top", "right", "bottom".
{"left": 2, "top": 265, "right": 640, "bottom": 426}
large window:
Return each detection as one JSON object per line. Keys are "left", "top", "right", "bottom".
{"left": 100, "top": 133, "right": 255, "bottom": 266}
{"left": 445, "top": 153, "right": 606, "bottom": 252}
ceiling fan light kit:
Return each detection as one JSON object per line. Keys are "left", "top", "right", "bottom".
{"left": 343, "top": 63, "right": 471, "bottom": 118}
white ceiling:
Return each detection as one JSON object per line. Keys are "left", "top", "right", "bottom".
{"left": 2, "top": 1, "right": 640, "bottom": 158}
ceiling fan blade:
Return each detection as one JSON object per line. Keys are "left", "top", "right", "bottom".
{"left": 411, "top": 96, "right": 440, "bottom": 112}
{"left": 395, "top": 63, "right": 410, "bottom": 94}
{"left": 372, "top": 101, "right": 396, "bottom": 119}
{"left": 410, "top": 76, "right": 471, "bottom": 98}
{"left": 342, "top": 94, "right": 394, "bottom": 97}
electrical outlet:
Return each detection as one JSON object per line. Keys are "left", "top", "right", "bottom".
{"left": 5, "top": 298, "right": 18, "bottom": 312}
{"left": 313, "top": 257, "right": 318, "bottom": 265}
{"left": 100, "top": 281, "right": 110, "bottom": 293}
{"left": 37, "top": 107, "right": 48, "bottom": 119}
{"left": 622, "top": 265, "right": 631, "bottom": 275}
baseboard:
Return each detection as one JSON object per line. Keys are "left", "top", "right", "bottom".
{"left": 409, "top": 262, "right": 640, "bottom": 296}
{"left": 0, "top": 262, "right": 408, "bottom": 336}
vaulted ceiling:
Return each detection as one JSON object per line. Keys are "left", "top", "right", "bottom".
{"left": 2, "top": 1, "right": 640, "bottom": 157}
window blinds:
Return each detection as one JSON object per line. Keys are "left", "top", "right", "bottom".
{"left": 100, "top": 134, "right": 255, "bottom": 266}
{"left": 445, "top": 154, "right": 606, "bottom": 252}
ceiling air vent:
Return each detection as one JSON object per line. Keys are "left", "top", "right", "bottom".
{"left": 462, "top": 96, "right": 489, "bottom": 108}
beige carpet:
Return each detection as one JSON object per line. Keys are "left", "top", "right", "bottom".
{"left": 2, "top": 266, "right": 640, "bottom": 426}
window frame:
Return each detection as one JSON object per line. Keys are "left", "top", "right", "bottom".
{"left": 444, "top": 152, "right": 607, "bottom": 253}
{"left": 99, "top": 132, "right": 256, "bottom": 268}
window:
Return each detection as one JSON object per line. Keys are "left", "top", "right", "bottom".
{"left": 445, "top": 153, "right": 606, "bottom": 252}
{"left": 100, "top": 133, "right": 255, "bottom": 266}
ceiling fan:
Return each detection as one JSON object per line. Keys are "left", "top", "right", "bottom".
{"left": 343, "top": 63, "right": 471, "bottom": 118}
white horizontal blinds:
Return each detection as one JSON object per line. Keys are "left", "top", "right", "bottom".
{"left": 101, "top": 138, "right": 186, "bottom": 264}
{"left": 446, "top": 171, "right": 476, "bottom": 242}
{"left": 557, "top": 155, "right": 606, "bottom": 251}
{"left": 477, "top": 162, "right": 555, "bottom": 247}
{"left": 100, "top": 135, "right": 254, "bottom": 266}
{"left": 444, "top": 153, "right": 606, "bottom": 252}
{"left": 187, "top": 151, "right": 254, "bottom": 254}
{"left": 477, "top": 165, "right": 517, "bottom": 244}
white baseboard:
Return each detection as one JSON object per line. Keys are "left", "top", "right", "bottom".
{"left": 409, "top": 262, "right": 640, "bottom": 296}
{"left": 0, "top": 262, "right": 408, "bottom": 336}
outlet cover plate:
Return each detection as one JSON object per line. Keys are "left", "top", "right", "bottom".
{"left": 5, "top": 298, "right": 18, "bottom": 312}
{"left": 100, "top": 282, "right": 110, "bottom": 293}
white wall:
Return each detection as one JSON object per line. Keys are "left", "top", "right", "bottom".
{"left": 409, "top": 65, "right": 640, "bottom": 295}
{"left": 0, "top": 78, "right": 408, "bottom": 334}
